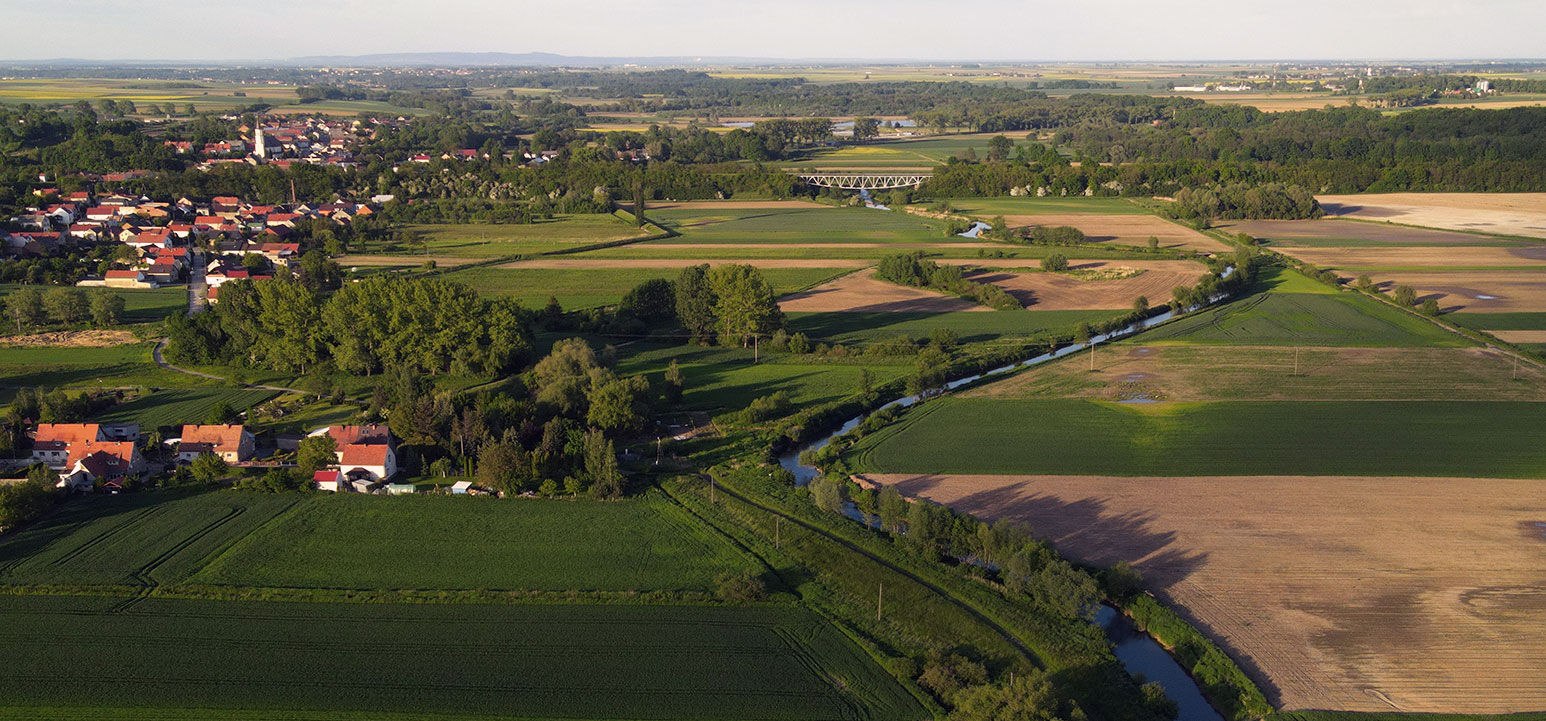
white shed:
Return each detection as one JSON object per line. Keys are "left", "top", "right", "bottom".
{"left": 450, "top": 481, "right": 473, "bottom": 495}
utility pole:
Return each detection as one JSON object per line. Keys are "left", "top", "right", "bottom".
{"left": 1294, "top": 347, "right": 1300, "bottom": 377}
{"left": 655, "top": 436, "right": 661, "bottom": 466}
{"left": 1089, "top": 339, "right": 1096, "bottom": 372}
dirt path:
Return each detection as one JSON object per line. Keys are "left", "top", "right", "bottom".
{"left": 860, "top": 472, "right": 1546, "bottom": 713}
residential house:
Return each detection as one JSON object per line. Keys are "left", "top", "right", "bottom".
{"left": 176, "top": 424, "right": 255, "bottom": 463}
{"left": 312, "top": 470, "right": 345, "bottom": 492}
{"left": 104, "top": 269, "right": 157, "bottom": 289}
{"left": 31, "top": 423, "right": 106, "bottom": 468}
{"left": 57, "top": 441, "right": 145, "bottom": 491}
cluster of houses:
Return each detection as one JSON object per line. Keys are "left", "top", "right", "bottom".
{"left": 3, "top": 187, "right": 376, "bottom": 290}
{"left": 26, "top": 422, "right": 405, "bottom": 493}
{"left": 164, "top": 117, "right": 379, "bottom": 170}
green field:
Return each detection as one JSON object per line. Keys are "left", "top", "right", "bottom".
{"left": 445, "top": 265, "right": 852, "bottom": 309}
{"left": 0, "top": 491, "right": 299, "bottom": 587}
{"left": 193, "top": 493, "right": 754, "bottom": 592}
{"left": 0, "top": 343, "right": 198, "bottom": 401}
{"left": 377, "top": 215, "right": 654, "bottom": 258}
{"left": 849, "top": 397, "right": 1546, "bottom": 477}
{"left": 618, "top": 345, "right": 911, "bottom": 412}
{"left": 1448, "top": 312, "right": 1546, "bottom": 331}
{"left": 650, "top": 206, "right": 954, "bottom": 245}
{"left": 90, "top": 388, "right": 278, "bottom": 430}
{"left": 944, "top": 197, "right": 1149, "bottom": 216}
{"left": 0, "top": 284, "right": 186, "bottom": 326}
{"left": 788, "top": 309, "right": 1122, "bottom": 344}
{"left": 1140, "top": 268, "right": 1465, "bottom": 347}
{"left": 0, "top": 595, "right": 923, "bottom": 721}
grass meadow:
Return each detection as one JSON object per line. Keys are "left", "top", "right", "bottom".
{"left": 618, "top": 345, "right": 912, "bottom": 412}
{"left": 788, "top": 309, "right": 1124, "bottom": 345}
{"left": 650, "top": 205, "right": 954, "bottom": 245}
{"left": 0, "top": 595, "right": 923, "bottom": 721}
{"left": 191, "top": 492, "right": 755, "bottom": 592}
{"left": 849, "top": 397, "right": 1546, "bottom": 478}
{"left": 90, "top": 388, "right": 279, "bottom": 430}
{"left": 0, "top": 343, "right": 199, "bottom": 401}
{"left": 1447, "top": 312, "right": 1546, "bottom": 331}
{"left": 384, "top": 214, "right": 652, "bottom": 258}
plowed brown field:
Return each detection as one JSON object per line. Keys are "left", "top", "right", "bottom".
{"left": 965, "top": 260, "right": 1207, "bottom": 310}
{"left": 1002, "top": 214, "right": 1227, "bottom": 252}
{"left": 777, "top": 272, "right": 984, "bottom": 313}
{"left": 860, "top": 473, "right": 1546, "bottom": 713}
{"left": 1317, "top": 193, "right": 1546, "bottom": 239}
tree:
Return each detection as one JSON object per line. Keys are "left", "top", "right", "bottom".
{"left": 1132, "top": 295, "right": 1149, "bottom": 315}
{"left": 205, "top": 401, "right": 237, "bottom": 425}
{"left": 619, "top": 278, "right": 675, "bottom": 323}
{"left": 1420, "top": 298, "right": 1441, "bottom": 316}
{"left": 533, "top": 338, "right": 601, "bottom": 416}
{"left": 809, "top": 475, "right": 847, "bottom": 515}
{"left": 586, "top": 372, "right": 649, "bottom": 433}
{"left": 907, "top": 347, "right": 950, "bottom": 396}
{"left": 947, "top": 670, "right": 1069, "bottom": 721}
{"left": 878, "top": 485, "right": 907, "bottom": 532}
{"left": 43, "top": 288, "right": 88, "bottom": 325}
{"left": 583, "top": 429, "right": 623, "bottom": 499}
{"left": 1356, "top": 274, "right": 1373, "bottom": 291}
{"left": 190, "top": 453, "right": 229, "bottom": 484}
{"left": 714, "top": 570, "right": 767, "bottom": 602}
{"left": 1394, "top": 284, "right": 1417, "bottom": 307}
{"left": 477, "top": 440, "right": 527, "bottom": 495}
{"left": 986, "top": 134, "right": 1013, "bottom": 162}
{"left": 5, "top": 287, "right": 44, "bottom": 332}
{"left": 675, "top": 264, "right": 717, "bottom": 344}
{"left": 90, "top": 293, "right": 126, "bottom": 327}
{"left": 707, "top": 264, "right": 784, "bottom": 347}
{"left": 1147, "top": 235, "right": 1160, "bottom": 250}
{"left": 296, "top": 433, "right": 337, "bottom": 475}
{"left": 1040, "top": 253, "right": 1069, "bottom": 272}
{"left": 851, "top": 117, "right": 880, "bottom": 143}
{"left": 664, "top": 359, "right": 684, "bottom": 404}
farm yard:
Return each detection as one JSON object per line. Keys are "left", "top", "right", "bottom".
{"left": 0, "top": 596, "right": 921, "bottom": 721}
{"left": 858, "top": 472, "right": 1546, "bottom": 713}
{"left": 1316, "top": 193, "right": 1546, "bottom": 240}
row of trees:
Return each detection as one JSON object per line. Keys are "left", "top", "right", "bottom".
{"left": 3, "top": 287, "right": 125, "bottom": 332}
{"left": 165, "top": 275, "right": 532, "bottom": 378}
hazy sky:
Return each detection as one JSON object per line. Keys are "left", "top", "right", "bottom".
{"left": 6, "top": 0, "right": 1544, "bottom": 62}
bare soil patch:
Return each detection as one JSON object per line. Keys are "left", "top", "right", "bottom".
{"left": 1275, "top": 246, "right": 1546, "bottom": 269}
{"left": 778, "top": 272, "right": 985, "bottom": 313}
{"left": 1342, "top": 270, "right": 1546, "bottom": 313}
{"left": 1485, "top": 330, "right": 1546, "bottom": 344}
{"left": 966, "top": 345, "right": 1546, "bottom": 401}
{"left": 1217, "top": 219, "right": 1498, "bottom": 246}
{"left": 501, "top": 258, "right": 870, "bottom": 270}
{"left": 861, "top": 472, "right": 1546, "bottom": 713}
{"left": 964, "top": 260, "right": 1207, "bottom": 310}
{"left": 1316, "top": 194, "right": 1546, "bottom": 240}
{"left": 0, "top": 330, "right": 137, "bottom": 348}
{"left": 1001, "top": 214, "right": 1227, "bottom": 252}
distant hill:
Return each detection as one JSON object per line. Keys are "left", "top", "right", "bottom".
{"left": 282, "top": 52, "right": 791, "bottom": 67}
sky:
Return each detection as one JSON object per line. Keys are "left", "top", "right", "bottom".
{"left": 5, "top": 0, "right": 1544, "bottom": 62}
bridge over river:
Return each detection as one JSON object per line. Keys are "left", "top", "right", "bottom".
{"left": 794, "top": 173, "right": 931, "bottom": 190}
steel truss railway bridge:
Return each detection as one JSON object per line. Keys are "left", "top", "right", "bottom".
{"left": 794, "top": 173, "right": 932, "bottom": 190}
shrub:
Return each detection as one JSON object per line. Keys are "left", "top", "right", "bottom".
{"left": 714, "top": 570, "right": 767, "bottom": 602}
{"left": 1041, "top": 252, "right": 1070, "bottom": 272}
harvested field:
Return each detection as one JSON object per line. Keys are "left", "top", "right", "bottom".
{"left": 966, "top": 345, "right": 1546, "bottom": 402}
{"left": 779, "top": 272, "right": 984, "bottom": 313}
{"left": 1001, "top": 214, "right": 1227, "bottom": 252}
{"left": 0, "top": 330, "right": 136, "bottom": 347}
{"left": 1276, "top": 246, "right": 1546, "bottom": 269}
{"left": 1483, "top": 330, "right": 1546, "bottom": 344}
{"left": 500, "top": 257, "right": 871, "bottom": 270}
{"left": 860, "top": 472, "right": 1546, "bottom": 713}
{"left": 1343, "top": 270, "right": 1546, "bottom": 313}
{"left": 965, "top": 260, "right": 1208, "bottom": 310}
{"left": 1317, "top": 193, "right": 1546, "bottom": 240}
{"left": 1217, "top": 219, "right": 1513, "bottom": 247}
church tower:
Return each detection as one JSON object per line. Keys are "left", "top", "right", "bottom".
{"left": 253, "top": 126, "right": 267, "bottom": 160}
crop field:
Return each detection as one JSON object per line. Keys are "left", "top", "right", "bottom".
{"left": 0, "top": 595, "right": 923, "bottom": 721}
{"left": 649, "top": 204, "right": 954, "bottom": 245}
{"left": 965, "top": 260, "right": 1209, "bottom": 310}
{"left": 860, "top": 472, "right": 1546, "bottom": 713}
{"left": 967, "top": 344, "right": 1546, "bottom": 402}
{"left": 1139, "top": 268, "right": 1465, "bottom": 347}
{"left": 574, "top": 241, "right": 1009, "bottom": 260}
{"left": 1215, "top": 219, "right": 1515, "bottom": 247}
{"left": 192, "top": 493, "right": 754, "bottom": 592}
{"left": 779, "top": 271, "right": 981, "bottom": 313}
{"left": 944, "top": 197, "right": 1149, "bottom": 216}
{"left": 1317, "top": 193, "right": 1546, "bottom": 240}
{"left": 0, "top": 491, "right": 299, "bottom": 587}
{"left": 0, "top": 343, "right": 198, "bottom": 401}
{"left": 618, "top": 345, "right": 911, "bottom": 411}
{"left": 1333, "top": 270, "right": 1546, "bottom": 313}
{"left": 788, "top": 309, "right": 1123, "bottom": 344}
{"left": 502, "top": 257, "right": 872, "bottom": 270}
{"left": 90, "top": 388, "right": 279, "bottom": 431}
{"left": 444, "top": 265, "right": 851, "bottom": 309}
{"left": 1447, "top": 312, "right": 1546, "bottom": 331}
{"left": 385, "top": 215, "right": 655, "bottom": 258}
{"left": 0, "top": 284, "right": 186, "bottom": 325}
{"left": 997, "top": 213, "right": 1227, "bottom": 252}
{"left": 1274, "top": 245, "right": 1546, "bottom": 270}
{"left": 848, "top": 397, "right": 1546, "bottom": 478}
